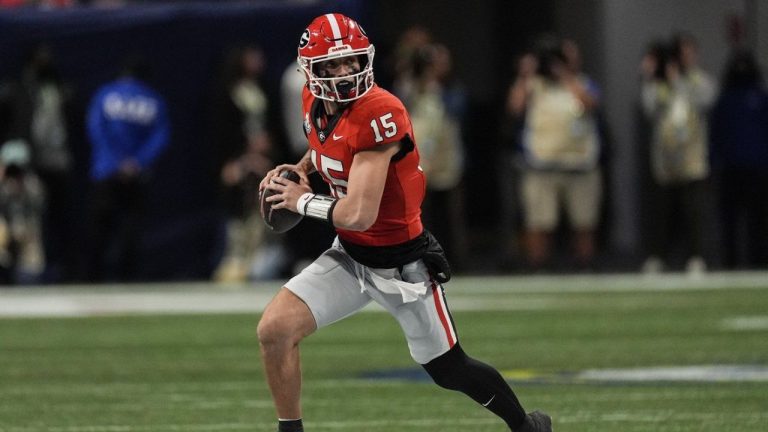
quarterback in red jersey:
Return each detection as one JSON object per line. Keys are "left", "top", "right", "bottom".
{"left": 299, "top": 81, "right": 426, "bottom": 246}
{"left": 258, "top": 13, "right": 552, "bottom": 432}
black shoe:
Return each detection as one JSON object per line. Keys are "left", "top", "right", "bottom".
{"left": 517, "top": 410, "right": 552, "bottom": 432}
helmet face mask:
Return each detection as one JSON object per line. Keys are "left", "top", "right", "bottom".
{"left": 298, "top": 13, "right": 375, "bottom": 103}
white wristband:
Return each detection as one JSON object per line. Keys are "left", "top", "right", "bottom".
{"left": 296, "top": 193, "right": 338, "bottom": 224}
{"left": 296, "top": 193, "right": 315, "bottom": 216}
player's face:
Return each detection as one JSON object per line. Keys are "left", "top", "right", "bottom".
{"left": 315, "top": 55, "right": 361, "bottom": 80}
{"left": 310, "top": 54, "right": 369, "bottom": 103}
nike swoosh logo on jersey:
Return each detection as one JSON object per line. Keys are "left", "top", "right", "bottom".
{"left": 332, "top": 133, "right": 344, "bottom": 140}
{"left": 482, "top": 395, "right": 495, "bottom": 407}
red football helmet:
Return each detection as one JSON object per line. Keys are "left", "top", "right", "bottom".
{"left": 297, "top": 13, "right": 375, "bottom": 102}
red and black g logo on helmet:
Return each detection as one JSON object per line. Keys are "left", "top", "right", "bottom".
{"left": 299, "top": 29, "right": 310, "bottom": 49}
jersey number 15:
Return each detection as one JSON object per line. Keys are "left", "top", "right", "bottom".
{"left": 370, "top": 112, "right": 397, "bottom": 143}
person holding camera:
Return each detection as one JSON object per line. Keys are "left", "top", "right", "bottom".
{"left": 639, "top": 33, "right": 715, "bottom": 275}
{"left": 507, "top": 35, "right": 603, "bottom": 272}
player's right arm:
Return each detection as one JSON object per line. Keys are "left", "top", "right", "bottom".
{"left": 329, "top": 140, "right": 402, "bottom": 231}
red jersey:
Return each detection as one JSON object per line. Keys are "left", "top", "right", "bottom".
{"left": 301, "top": 84, "right": 425, "bottom": 247}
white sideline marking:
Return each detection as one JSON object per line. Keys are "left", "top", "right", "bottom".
{"left": 578, "top": 365, "right": 768, "bottom": 382}
{"left": 1, "top": 271, "right": 767, "bottom": 318}
{"left": 461, "top": 271, "right": 768, "bottom": 294}
{"left": 557, "top": 411, "right": 768, "bottom": 423}
{"left": 721, "top": 316, "right": 768, "bottom": 331}
{"left": 0, "top": 284, "right": 279, "bottom": 318}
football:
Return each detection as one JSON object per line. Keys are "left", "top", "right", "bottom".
{"left": 260, "top": 170, "right": 304, "bottom": 233}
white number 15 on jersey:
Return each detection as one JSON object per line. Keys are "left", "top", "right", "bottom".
{"left": 370, "top": 112, "right": 397, "bottom": 143}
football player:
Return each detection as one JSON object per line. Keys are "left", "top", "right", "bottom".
{"left": 258, "top": 13, "right": 552, "bottom": 432}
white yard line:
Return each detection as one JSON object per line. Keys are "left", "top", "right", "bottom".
{"left": 721, "top": 316, "right": 768, "bottom": 331}
{"left": 1, "top": 272, "right": 767, "bottom": 318}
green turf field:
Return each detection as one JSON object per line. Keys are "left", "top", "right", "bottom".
{"left": 1, "top": 275, "right": 767, "bottom": 431}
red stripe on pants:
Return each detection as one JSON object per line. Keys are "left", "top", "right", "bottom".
{"left": 431, "top": 282, "right": 455, "bottom": 347}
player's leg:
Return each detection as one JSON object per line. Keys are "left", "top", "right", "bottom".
{"left": 257, "top": 288, "right": 316, "bottom": 421}
{"left": 257, "top": 244, "right": 373, "bottom": 430}
{"left": 369, "top": 262, "right": 551, "bottom": 431}
{"left": 422, "top": 342, "right": 551, "bottom": 431}
{"left": 416, "top": 287, "right": 532, "bottom": 431}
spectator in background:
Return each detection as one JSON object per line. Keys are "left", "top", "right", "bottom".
{"left": 0, "top": 45, "right": 76, "bottom": 283}
{"left": 212, "top": 45, "right": 283, "bottom": 281}
{"left": 562, "top": 38, "right": 612, "bottom": 263}
{"left": 709, "top": 50, "right": 768, "bottom": 269}
{"left": 640, "top": 33, "right": 715, "bottom": 275}
{"left": 390, "top": 26, "right": 433, "bottom": 84}
{"left": 395, "top": 43, "right": 468, "bottom": 270}
{"left": 84, "top": 56, "right": 170, "bottom": 282}
{"left": 507, "top": 36, "right": 603, "bottom": 272}
{"left": 0, "top": 140, "right": 45, "bottom": 284}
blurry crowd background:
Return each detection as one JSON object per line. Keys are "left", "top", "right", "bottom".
{"left": 0, "top": 0, "right": 767, "bottom": 285}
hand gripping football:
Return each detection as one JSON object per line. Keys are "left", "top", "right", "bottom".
{"left": 260, "top": 170, "right": 304, "bottom": 233}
